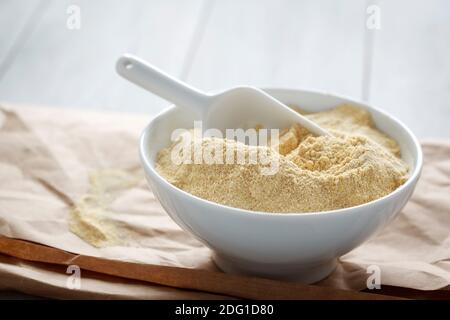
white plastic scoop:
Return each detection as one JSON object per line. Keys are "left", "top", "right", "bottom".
{"left": 116, "top": 54, "right": 329, "bottom": 136}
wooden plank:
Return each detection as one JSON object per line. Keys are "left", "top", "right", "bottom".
{"left": 186, "top": 0, "right": 367, "bottom": 99}
{"left": 0, "top": 0, "right": 43, "bottom": 66}
{"left": 369, "top": 0, "right": 450, "bottom": 138}
{"left": 0, "top": 0, "right": 206, "bottom": 115}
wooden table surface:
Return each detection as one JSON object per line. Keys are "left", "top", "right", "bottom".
{"left": 0, "top": 0, "right": 449, "bottom": 299}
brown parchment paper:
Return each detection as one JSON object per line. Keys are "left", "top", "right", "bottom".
{"left": 0, "top": 104, "right": 449, "bottom": 299}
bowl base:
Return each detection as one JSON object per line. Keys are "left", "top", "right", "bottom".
{"left": 213, "top": 252, "right": 337, "bottom": 284}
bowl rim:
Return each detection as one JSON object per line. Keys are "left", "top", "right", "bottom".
{"left": 139, "top": 87, "right": 423, "bottom": 217}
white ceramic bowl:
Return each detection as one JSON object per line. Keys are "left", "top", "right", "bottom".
{"left": 139, "top": 88, "right": 423, "bottom": 283}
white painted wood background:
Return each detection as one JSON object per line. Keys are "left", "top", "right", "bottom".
{"left": 0, "top": 0, "right": 449, "bottom": 299}
{"left": 0, "top": 0, "right": 449, "bottom": 139}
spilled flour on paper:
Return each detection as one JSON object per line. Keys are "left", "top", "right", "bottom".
{"left": 69, "top": 169, "right": 141, "bottom": 247}
{"left": 156, "top": 104, "right": 409, "bottom": 213}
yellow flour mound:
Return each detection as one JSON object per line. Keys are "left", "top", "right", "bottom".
{"left": 155, "top": 104, "right": 409, "bottom": 213}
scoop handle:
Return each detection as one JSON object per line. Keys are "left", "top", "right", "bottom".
{"left": 116, "top": 54, "right": 210, "bottom": 114}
